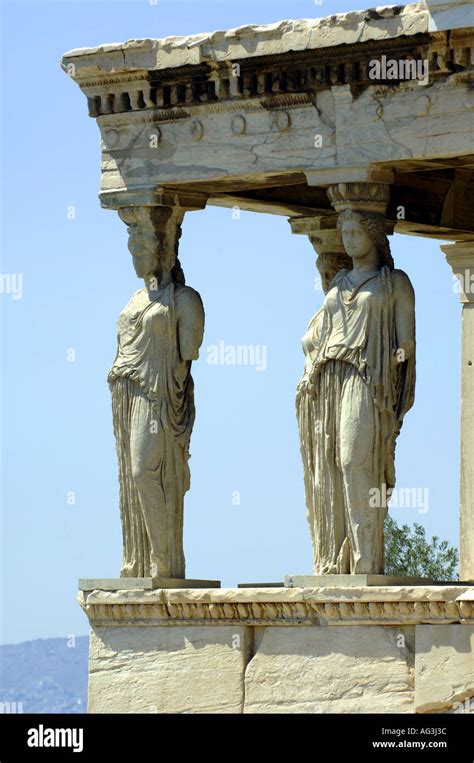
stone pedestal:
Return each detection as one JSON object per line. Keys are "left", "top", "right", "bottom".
{"left": 284, "top": 575, "right": 435, "bottom": 587}
{"left": 79, "top": 584, "right": 474, "bottom": 714}
{"left": 79, "top": 578, "right": 220, "bottom": 591}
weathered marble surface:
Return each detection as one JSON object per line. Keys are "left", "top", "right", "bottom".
{"left": 244, "top": 626, "right": 415, "bottom": 713}
{"left": 61, "top": 4, "right": 430, "bottom": 74}
{"left": 79, "top": 577, "right": 220, "bottom": 590}
{"left": 80, "top": 586, "right": 474, "bottom": 713}
{"left": 285, "top": 575, "right": 434, "bottom": 587}
{"left": 88, "top": 625, "right": 250, "bottom": 713}
{"left": 415, "top": 624, "right": 474, "bottom": 712}
{"left": 78, "top": 586, "right": 474, "bottom": 629}
{"left": 83, "top": 76, "right": 474, "bottom": 204}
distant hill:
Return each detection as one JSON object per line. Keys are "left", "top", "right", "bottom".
{"left": 0, "top": 636, "right": 88, "bottom": 713}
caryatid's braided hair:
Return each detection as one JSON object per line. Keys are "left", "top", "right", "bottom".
{"left": 122, "top": 206, "right": 186, "bottom": 286}
{"left": 151, "top": 207, "right": 186, "bottom": 286}
{"left": 312, "top": 249, "right": 352, "bottom": 273}
{"left": 169, "top": 224, "right": 186, "bottom": 286}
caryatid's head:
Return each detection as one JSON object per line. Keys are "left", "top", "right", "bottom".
{"left": 118, "top": 206, "right": 185, "bottom": 285}
{"left": 337, "top": 209, "right": 394, "bottom": 270}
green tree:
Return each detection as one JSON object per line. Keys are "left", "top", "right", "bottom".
{"left": 384, "top": 516, "right": 459, "bottom": 580}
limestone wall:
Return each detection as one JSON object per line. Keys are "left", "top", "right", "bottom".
{"left": 80, "top": 586, "right": 474, "bottom": 713}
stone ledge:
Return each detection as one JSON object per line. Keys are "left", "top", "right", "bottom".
{"left": 284, "top": 574, "right": 435, "bottom": 586}
{"left": 61, "top": 3, "right": 429, "bottom": 78}
{"left": 78, "top": 585, "right": 474, "bottom": 626}
{"left": 79, "top": 577, "right": 220, "bottom": 590}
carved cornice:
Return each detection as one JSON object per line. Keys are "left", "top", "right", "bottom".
{"left": 77, "top": 71, "right": 152, "bottom": 89}
{"left": 234, "top": 33, "right": 434, "bottom": 72}
{"left": 77, "top": 31, "right": 474, "bottom": 119}
{"left": 78, "top": 586, "right": 474, "bottom": 627}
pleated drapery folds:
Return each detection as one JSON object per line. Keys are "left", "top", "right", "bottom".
{"left": 108, "top": 282, "right": 200, "bottom": 579}
{"left": 297, "top": 267, "right": 416, "bottom": 574}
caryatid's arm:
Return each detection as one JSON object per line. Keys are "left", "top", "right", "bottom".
{"left": 392, "top": 270, "right": 416, "bottom": 367}
{"left": 176, "top": 287, "right": 205, "bottom": 362}
{"left": 391, "top": 269, "right": 416, "bottom": 423}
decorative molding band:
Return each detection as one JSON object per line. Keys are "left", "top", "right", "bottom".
{"left": 79, "top": 33, "right": 473, "bottom": 119}
{"left": 96, "top": 93, "right": 313, "bottom": 129}
{"left": 78, "top": 586, "right": 474, "bottom": 627}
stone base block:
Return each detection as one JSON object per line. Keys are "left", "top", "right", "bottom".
{"left": 79, "top": 577, "right": 221, "bottom": 591}
{"left": 88, "top": 624, "right": 249, "bottom": 713}
{"left": 415, "top": 623, "right": 474, "bottom": 712}
{"left": 245, "top": 625, "right": 415, "bottom": 713}
{"left": 238, "top": 582, "right": 284, "bottom": 588}
{"left": 79, "top": 584, "right": 474, "bottom": 713}
{"left": 284, "top": 574, "right": 434, "bottom": 587}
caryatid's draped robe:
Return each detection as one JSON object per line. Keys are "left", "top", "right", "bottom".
{"left": 297, "top": 265, "right": 415, "bottom": 574}
{"left": 108, "top": 281, "right": 204, "bottom": 579}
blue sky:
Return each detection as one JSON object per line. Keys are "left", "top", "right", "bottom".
{"left": 1, "top": 0, "right": 462, "bottom": 644}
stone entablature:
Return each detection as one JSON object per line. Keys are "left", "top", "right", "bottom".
{"left": 61, "top": 5, "right": 474, "bottom": 241}
{"left": 68, "top": 30, "right": 473, "bottom": 119}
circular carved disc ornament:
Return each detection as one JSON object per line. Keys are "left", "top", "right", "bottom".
{"left": 105, "top": 129, "right": 119, "bottom": 148}
{"left": 231, "top": 114, "right": 246, "bottom": 135}
{"left": 271, "top": 110, "right": 291, "bottom": 131}
{"left": 190, "top": 119, "right": 204, "bottom": 141}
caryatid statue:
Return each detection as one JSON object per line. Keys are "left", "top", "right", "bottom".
{"left": 108, "top": 205, "right": 205, "bottom": 579}
{"left": 296, "top": 237, "right": 351, "bottom": 573}
{"left": 297, "top": 184, "right": 416, "bottom": 575}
